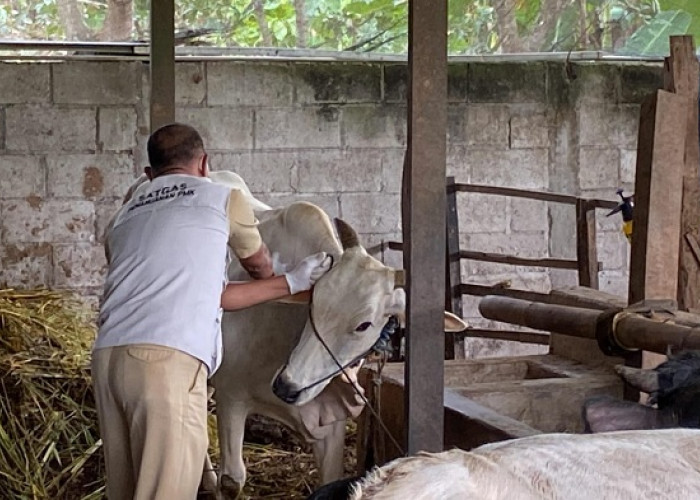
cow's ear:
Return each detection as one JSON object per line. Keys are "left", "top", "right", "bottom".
{"left": 384, "top": 288, "right": 406, "bottom": 316}
{"left": 444, "top": 311, "right": 468, "bottom": 332}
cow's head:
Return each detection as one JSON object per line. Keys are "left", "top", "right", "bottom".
{"left": 272, "top": 218, "right": 467, "bottom": 406}
{"left": 583, "top": 351, "right": 700, "bottom": 432}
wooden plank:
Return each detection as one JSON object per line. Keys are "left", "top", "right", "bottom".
{"left": 576, "top": 199, "right": 599, "bottom": 288}
{"left": 550, "top": 286, "right": 627, "bottom": 310}
{"left": 627, "top": 89, "right": 687, "bottom": 383}
{"left": 663, "top": 36, "right": 700, "bottom": 175}
{"left": 628, "top": 90, "right": 686, "bottom": 304}
{"left": 453, "top": 183, "right": 618, "bottom": 209}
{"left": 445, "top": 177, "right": 463, "bottom": 359}
{"left": 150, "top": 0, "right": 175, "bottom": 131}
{"left": 402, "top": 0, "right": 448, "bottom": 455}
{"left": 663, "top": 36, "right": 700, "bottom": 311}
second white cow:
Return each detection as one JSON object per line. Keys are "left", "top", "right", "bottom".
{"left": 349, "top": 429, "right": 700, "bottom": 499}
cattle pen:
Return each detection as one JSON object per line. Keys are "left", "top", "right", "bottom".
{"left": 2, "top": 2, "right": 700, "bottom": 499}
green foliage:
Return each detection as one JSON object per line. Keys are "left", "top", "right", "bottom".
{"left": 620, "top": 9, "right": 692, "bottom": 55}
{"left": 658, "top": 0, "right": 700, "bottom": 46}
{"left": 3, "top": 0, "right": 700, "bottom": 56}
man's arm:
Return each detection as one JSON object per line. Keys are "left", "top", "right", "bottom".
{"left": 220, "top": 276, "right": 291, "bottom": 311}
{"left": 226, "top": 189, "right": 273, "bottom": 279}
{"left": 220, "top": 252, "right": 330, "bottom": 311}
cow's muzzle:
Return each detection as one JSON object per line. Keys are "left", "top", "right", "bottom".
{"left": 272, "top": 368, "right": 301, "bottom": 404}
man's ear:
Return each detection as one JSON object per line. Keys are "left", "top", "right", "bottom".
{"left": 144, "top": 166, "right": 153, "bottom": 180}
{"left": 200, "top": 153, "right": 209, "bottom": 177}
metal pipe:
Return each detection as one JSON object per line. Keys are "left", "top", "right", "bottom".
{"left": 613, "top": 315, "right": 700, "bottom": 353}
{"left": 479, "top": 295, "right": 700, "bottom": 355}
{"left": 478, "top": 295, "right": 601, "bottom": 339}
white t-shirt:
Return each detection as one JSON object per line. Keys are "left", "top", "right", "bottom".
{"left": 95, "top": 174, "right": 235, "bottom": 375}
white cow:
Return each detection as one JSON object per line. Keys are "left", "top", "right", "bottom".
{"left": 349, "top": 429, "right": 700, "bottom": 499}
{"left": 120, "top": 171, "right": 467, "bottom": 499}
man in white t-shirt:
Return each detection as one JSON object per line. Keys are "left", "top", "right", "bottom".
{"left": 92, "top": 122, "right": 329, "bottom": 500}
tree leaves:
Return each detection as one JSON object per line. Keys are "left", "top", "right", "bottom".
{"left": 4, "top": 0, "right": 700, "bottom": 56}
{"left": 620, "top": 9, "right": 693, "bottom": 55}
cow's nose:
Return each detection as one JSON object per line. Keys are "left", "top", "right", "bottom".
{"left": 272, "top": 370, "right": 301, "bottom": 404}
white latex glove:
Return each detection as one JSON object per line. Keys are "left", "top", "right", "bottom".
{"left": 284, "top": 252, "right": 330, "bottom": 295}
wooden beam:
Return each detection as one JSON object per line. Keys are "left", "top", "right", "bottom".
{"left": 445, "top": 178, "right": 463, "bottom": 359}
{"left": 663, "top": 35, "right": 700, "bottom": 311}
{"left": 576, "top": 199, "right": 599, "bottom": 288}
{"left": 627, "top": 89, "right": 687, "bottom": 380}
{"left": 402, "top": 0, "right": 448, "bottom": 455}
{"left": 150, "top": 0, "right": 175, "bottom": 131}
{"left": 628, "top": 90, "right": 686, "bottom": 304}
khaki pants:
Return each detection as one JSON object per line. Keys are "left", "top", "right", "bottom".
{"left": 92, "top": 344, "right": 208, "bottom": 500}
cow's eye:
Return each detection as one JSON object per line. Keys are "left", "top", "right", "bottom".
{"left": 355, "top": 322, "right": 372, "bottom": 332}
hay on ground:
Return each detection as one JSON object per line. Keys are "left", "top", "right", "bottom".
{"left": 1, "top": 288, "right": 358, "bottom": 500}
{"left": 0, "top": 288, "right": 103, "bottom": 499}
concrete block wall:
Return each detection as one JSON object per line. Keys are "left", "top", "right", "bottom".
{"left": 0, "top": 58, "right": 663, "bottom": 357}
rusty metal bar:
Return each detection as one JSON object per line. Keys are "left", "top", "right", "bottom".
{"left": 388, "top": 241, "right": 595, "bottom": 270}
{"left": 150, "top": 0, "right": 175, "bottom": 131}
{"left": 452, "top": 183, "right": 618, "bottom": 210}
{"left": 459, "top": 250, "right": 585, "bottom": 270}
{"left": 402, "top": 0, "right": 448, "bottom": 455}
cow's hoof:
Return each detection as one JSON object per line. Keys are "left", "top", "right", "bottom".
{"left": 219, "top": 474, "right": 243, "bottom": 500}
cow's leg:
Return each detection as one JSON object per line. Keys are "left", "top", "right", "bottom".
{"left": 312, "top": 419, "right": 347, "bottom": 485}
{"left": 216, "top": 399, "right": 248, "bottom": 500}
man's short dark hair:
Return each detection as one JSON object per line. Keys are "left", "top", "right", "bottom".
{"left": 147, "top": 123, "right": 205, "bottom": 174}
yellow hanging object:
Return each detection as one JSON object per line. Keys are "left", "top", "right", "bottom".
{"left": 622, "top": 220, "right": 633, "bottom": 243}
{"left": 607, "top": 189, "right": 634, "bottom": 244}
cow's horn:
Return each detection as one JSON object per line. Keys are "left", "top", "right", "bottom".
{"left": 335, "top": 218, "right": 360, "bottom": 249}
{"left": 394, "top": 270, "right": 406, "bottom": 288}
{"left": 614, "top": 365, "right": 660, "bottom": 393}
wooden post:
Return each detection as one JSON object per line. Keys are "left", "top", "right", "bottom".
{"left": 627, "top": 89, "right": 687, "bottom": 381}
{"left": 150, "top": 0, "right": 175, "bottom": 131}
{"left": 445, "top": 177, "right": 463, "bottom": 359}
{"left": 576, "top": 198, "right": 599, "bottom": 289}
{"left": 402, "top": 0, "right": 448, "bottom": 454}
{"left": 663, "top": 36, "right": 700, "bottom": 311}
{"left": 628, "top": 91, "right": 686, "bottom": 304}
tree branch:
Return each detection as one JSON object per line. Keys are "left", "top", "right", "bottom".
{"left": 56, "top": 0, "right": 91, "bottom": 40}
{"left": 253, "top": 0, "right": 272, "bottom": 46}
{"left": 294, "top": 0, "right": 306, "bottom": 48}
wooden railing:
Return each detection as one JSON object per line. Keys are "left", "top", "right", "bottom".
{"left": 372, "top": 177, "right": 621, "bottom": 358}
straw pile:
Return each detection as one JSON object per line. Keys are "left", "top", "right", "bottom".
{"left": 0, "top": 288, "right": 103, "bottom": 499}
{"left": 208, "top": 415, "right": 357, "bottom": 498}
{"left": 0, "top": 288, "right": 358, "bottom": 499}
